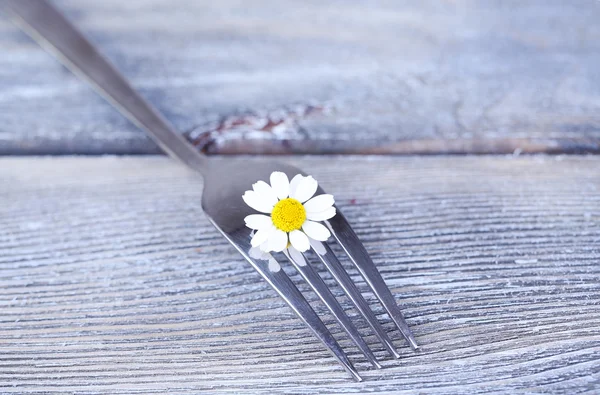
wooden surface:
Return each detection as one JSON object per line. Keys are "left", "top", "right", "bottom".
{"left": 2, "top": 0, "right": 600, "bottom": 155}
{"left": 1, "top": 155, "right": 599, "bottom": 394}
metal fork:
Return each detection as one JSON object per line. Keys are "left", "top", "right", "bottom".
{"left": 3, "top": 0, "right": 419, "bottom": 381}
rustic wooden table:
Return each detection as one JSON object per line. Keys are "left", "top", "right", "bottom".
{"left": 1, "top": 1, "right": 599, "bottom": 394}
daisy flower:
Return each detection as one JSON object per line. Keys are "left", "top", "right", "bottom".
{"left": 243, "top": 172, "right": 336, "bottom": 253}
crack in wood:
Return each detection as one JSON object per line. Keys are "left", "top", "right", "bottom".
{"left": 184, "top": 104, "right": 332, "bottom": 154}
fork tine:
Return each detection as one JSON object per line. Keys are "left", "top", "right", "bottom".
{"left": 283, "top": 249, "right": 382, "bottom": 369}
{"left": 327, "top": 212, "right": 419, "bottom": 351}
{"left": 246, "top": 255, "right": 362, "bottom": 381}
{"left": 215, "top": 226, "right": 363, "bottom": 381}
{"left": 311, "top": 241, "right": 401, "bottom": 359}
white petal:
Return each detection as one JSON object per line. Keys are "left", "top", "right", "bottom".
{"left": 306, "top": 207, "right": 336, "bottom": 221}
{"left": 309, "top": 238, "right": 327, "bottom": 255}
{"left": 289, "top": 230, "right": 310, "bottom": 252}
{"left": 304, "top": 194, "right": 335, "bottom": 213}
{"left": 250, "top": 246, "right": 280, "bottom": 271}
{"left": 291, "top": 175, "right": 318, "bottom": 203}
{"left": 288, "top": 246, "right": 307, "bottom": 266}
{"left": 289, "top": 174, "right": 304, "bottom": 198}
{"left": 249, "top": 246, "right": 270, "bottom": 260}
{"left": 270, "top": 172, "right": 290, "bottom": 200}
{"left": 268, "top": 229, "right": 288, "bottom": 252}
{"left": 244, "top": 214, "right": 273, "bottom": 230}
{"left": 268, "top": 257, "right": 281, "bottom": 272}
{"left": 302, "top": 220, "right": 331, "bottom": 241}
{"left": 251, "top": 225, "right": 273, "bottom": 247}
{"left": 252, "top": 181, "right": 278, "bottom": 207}
{"left": 248, "top": 246, "right": 262, "bottom": 259}
{"left": 259, "top": 240, "right": 271, "bottom": 252}
{"left": 242, "top": 190, "right": 275, "bottom": 213}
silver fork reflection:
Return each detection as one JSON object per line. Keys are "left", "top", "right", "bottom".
{"left": 2, "top": 0, "right": 419, "bottom": 381}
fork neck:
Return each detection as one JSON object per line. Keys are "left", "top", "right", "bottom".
{"left": 152, "top": 127, "right": 210, "bottom": 177}
{"left": 176, "top": 146, "right": 210, "bottom": 177}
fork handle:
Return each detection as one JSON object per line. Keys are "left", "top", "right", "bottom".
{"left": 2, "top": 0, "right": 209, "bottom": 174}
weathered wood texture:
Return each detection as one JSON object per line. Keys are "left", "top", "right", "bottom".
{"left": 1, "top": 156, "right": 599, "bottom": 394}
{"left": 1, "top": 0, "right": 600, "bottom": 155}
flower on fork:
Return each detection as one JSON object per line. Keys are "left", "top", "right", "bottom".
{"left": 243, "top": 172, "right": 336, "bottom": 253}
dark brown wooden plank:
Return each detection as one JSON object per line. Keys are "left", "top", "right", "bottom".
{"left": 1, "top": 0, "right": 600, "bottom": 155}
{"left": 1, "top": 155, "right": 599, "bottom": 393}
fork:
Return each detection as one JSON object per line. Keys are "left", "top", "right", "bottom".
{"left": 3, "top": 0, "right": 419, "bottom": 381}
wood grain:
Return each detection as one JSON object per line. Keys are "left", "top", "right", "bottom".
{"left": 1, "top": 0, "right": 600, "bottom": 155}
{"left": 1, "top": 155, "right": 599, "bottom": 394}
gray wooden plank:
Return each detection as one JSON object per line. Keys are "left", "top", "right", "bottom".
{"left": 1, "top": 0, "right": 600, "bottom": 155}
{"left": 1, "top": 155, "right": 599, "bottom": 394}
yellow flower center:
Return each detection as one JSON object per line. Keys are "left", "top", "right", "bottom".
{"left": 271, "top": 198, "right": 306, "bottom": 232}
